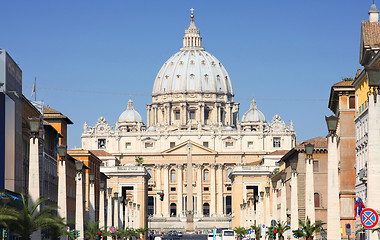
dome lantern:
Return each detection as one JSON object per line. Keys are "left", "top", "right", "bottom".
{"left": 182, "top": 8, "right": 203, "bottom": 50}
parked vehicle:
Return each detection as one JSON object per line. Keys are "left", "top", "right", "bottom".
{"left": 222, "top": 230, "right": 235, "bottom": 240}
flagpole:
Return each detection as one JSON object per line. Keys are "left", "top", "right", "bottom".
{"left": 34, "top": 77, "right": 36, "bottom": 101}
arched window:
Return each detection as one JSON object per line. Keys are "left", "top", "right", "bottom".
{"left": 147, "top": 168, "right": 153, "bottom": 182}
{"left": 226, "top": 168, "right": 232, "bottom": 181}
{"left": 314, "top": 193, "right": 320, "bottom": 208}
{"left": 203, "top": 203, "right": 210, "bottom": 217}
{"left": 203, "top": 169, "right": 209, "bottom": 181}
{"left": 170, "top": 203, "right": 177, "bottom": 217}
{"left": 170, "top": 170, "right": 176, "bottom": 182}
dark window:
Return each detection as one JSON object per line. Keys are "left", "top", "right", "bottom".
{"left": 98, "top": 139, "right": 106, "bottom": 149}
{"left": 226, "top": 196, "right": 232, "bottom": 214}
{"left": 314, "top": 193, "right": 320, "bottom": 208}
{"left": 171, "top": 187, "right": 176, "bottom": 191}
{"left": 204, "top": 110, "right": 209, "bottom": 120}
{"left": 273, "top": 137, "right": 281, "bottom": 148}
{"left": 175, "top": 111, "right": 180, "bottom": 120}
{"left": 148, "top": 187, "right": 153, "bottom": 191}
{"left": 313, "top": 160, "right": 319, "bottom": 172}
{"left": 203, "top": 142, "right": 209, "bottom": 148}
{"left": 203, "top": 203, "right": 210, "bottom": 217}
{"left": 204, "top": 187, "right": 209, "bottom": 191}
{"left": 170, "top": 142, "right": 175, "bottom": 148}
{"left": 170, "top": 203, "right": 177, "bottom": 217}
{"left": 190, "top": 111, "right": 195, "bottom": 120}
{"left": 125, "top": 186, "right": 134, "bottom": 190}
{"left": 148, "top": 196, "right": 154, "bottom": 216}
{"left": 349, "top": 96, "right": 355, "bottom": 109}
{"left": 227, "top": 187, "right": 232, "bottom": 191}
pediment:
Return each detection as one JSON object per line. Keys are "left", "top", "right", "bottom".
{"left": 162, "top": 140, "right": 217, "bottom": 155}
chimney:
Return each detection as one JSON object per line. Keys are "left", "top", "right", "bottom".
{"left": 369, "top": 4, "right": 379, "bottom": 23}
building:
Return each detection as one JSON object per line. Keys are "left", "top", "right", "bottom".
{"left": 328, "top": 79, "right": 356, "bottom": 238}
{"left": 0, "top": 50, "right": 23, "bottom": 193}
{"left": 353, "top": 3, "right": 380, "bottom": 239}
{"left": 81, "top": 12, "right": 296, "bottom": 230}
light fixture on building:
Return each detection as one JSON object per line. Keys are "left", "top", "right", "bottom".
{"left": 57, "top": 145, "right": 67, "bottom": 158}
{"left": 100, "top": 182, "right": 105, "bottom": 190}
{"left": 290, "top": 162, "right": 297, "bottom": 171}
{"left": 265, "top": 186, "right": 270, "bottom": 194}
{"left": 75, "top": 161, "right": 84, "bottom": 171}
{"left": 272, "top": 181, "right": 277, "bottom": 189}
{"left": 281, "top": 172, "right": 286, "bottom": 181}
{"left": 240, "top": 203, "right": 243, "bottom": 209}
{"left": 107, "top": 188, "right": 112, "bottom": 195}
{"left": 260, "top": 191, "right": 264, "bottom": 198}
{"left": 247, "top": 200, "right": 250, "bottom": 206}
{"left": 29, "top": 117, "right": 41, "bottom": 140}
{"left": 325, "top": 115, "right": 338, "bottom": 136}
{"left": 305, "top": 143, "right": 314, "bottom": 157}
{"left": 137, "top": 204, "right": 140, "bottom": 209}
{"left": 366, "top": 67, "right": 380, "bottom": 87}
{"left": 89, "top": 173, "right": 95, "bottom": 182}
{"left": 255, "top": 195, "right": 259, "bottom": 202}
{"left": 114, "top": 192, "right": 118, "bottom": 198}
{"left": 129, "top": 202, "right": 132, "bottom": 206}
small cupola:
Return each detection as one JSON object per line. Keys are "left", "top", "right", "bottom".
{"left": 369, "top": 3, "right": 379, "bottom": 23}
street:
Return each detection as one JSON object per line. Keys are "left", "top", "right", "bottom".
{"left": 160, "top": 234, "right": 207, "bottom": 240}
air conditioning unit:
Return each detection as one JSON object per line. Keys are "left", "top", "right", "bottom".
{"left": 359, "top": 169, "right": 367, "bottom": 181}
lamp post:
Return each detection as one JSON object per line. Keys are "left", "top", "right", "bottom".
{"left": 107, "top": 188, "right": 112, "bottom": 239}
{"left": 113, "top": 192, "right": 119, "bottom": 228}
{"left": 99, "top": 182, "right": 105, "bottom": 229}
{"left": 28, "top": 117, "right": 41, "bottom": 240}
{"left": 75, "top": 161, "right": 84, "bottom": 240}
{"left": 124, "top": 199, "right": 129, "bottom": 228}
{"left": 264, "top": 186, "right": 270, "bottom": 225}
{"left": 325, "top": 115, "right": 341, "bottom": 240}
{"left": 271, "top": 180, "right": 278, "bottom": 223}
{"left": 89, "top": 173, "right": 96, "bottom": 223}
{"left": 304, "top": 143, "right": 315, "bottom": 225}
{"left": 57, "top": 144, "right": 68, "bottom": 240}
{"left": 280, "top": 171, "right": 287, "bottom": 222}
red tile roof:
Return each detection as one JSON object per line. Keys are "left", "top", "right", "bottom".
{"left": 332, "top": 80, "right": 354, "bottom": 87}
{"left": 296, "top": 136, "right": 327, "bottom": 148}
{"left": 44, "top": 106, "right": 73, "bottom": 124}
{"left": 90, "top": 150, "right": 114, "bottom": 157}
{"left": 362, "top": 21, "right": 380, "bottom": 46}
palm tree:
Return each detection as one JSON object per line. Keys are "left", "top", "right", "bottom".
{"left": 233, "top": 227, "right": 247, "bottom": 240}
{"left": 85, "top": 221, "right": 100, "bottom": 240}
{"left": 0, "top": 194, "right": 67, "bottom": 240}
{"left": 275, "top": 221, "right": 290, "bottom": 240}
{"left": 293, "top": 217, "right": 325, "bottom": 240}
{"left": 250, "top": 224, "right": 261, "bottom": 240}
{"left": 136, "top": 227, "right": 149, "bottom": 239}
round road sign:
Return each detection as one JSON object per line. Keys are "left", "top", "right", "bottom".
{"left": 361, "top": 208, "right": 379, "bottom": 229}
{"left": 110, "top": 226, "right": 116, "bottom": 233}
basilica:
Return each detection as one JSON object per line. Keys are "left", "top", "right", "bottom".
{"left": 81, "top": 12, "right": 296, "bottom": 231}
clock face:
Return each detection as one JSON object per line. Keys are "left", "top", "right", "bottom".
{"left": 98, "top": 126, "right": 105, "bottom": 131}
{"left": 273, "top": 123, "right": 281, "bottom": 131}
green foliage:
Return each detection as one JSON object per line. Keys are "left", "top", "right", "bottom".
{"left": 274, "top": 221, "right": 290, "bottom": 238}
{"left": 0, "top": 193, "right": 67, "bottom": 240}
{"left": 272, "top": 168, "right": 279, "bottom": 174}
{"left": 135, "top": 156, "right": 144, "bottom": 166}
{"left": 292, "top": 217, "right": 325, "bottom": 240}
{"left": 234, "top": 226, "right": 248, "bottom": 239}
{"left": 84, "top": 221, "right": 99, "bottom": 240}
{"left": 342, "top": 77, "right": 354, "bottom": 81}
{"left": 250, "top": 224, "right": 261, "bottom": 240}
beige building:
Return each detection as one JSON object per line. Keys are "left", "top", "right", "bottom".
{"left": 81, "top": 12, "right": 296, "bottom": 231}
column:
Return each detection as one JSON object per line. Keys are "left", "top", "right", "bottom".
{"left": 29, "top": 137, "right": 41, "bottom": 240}
{"left": 89, "top": 181, "right": 95, "bottom": 223}
{"left": 124, "top": 201, "right": 129, "bottom": 228}
{"left": 119, "top": 198, "right": 123, "bottom": 228}
{"left": 133, "top": 203, "right": 138, "bottom": 228}
{"left": 327, "top": 135, "right": 341, "bottom": 240}
{"left": 106, "top": 189, "right": 112, "bottom": 237}
{"left": 199, "top": 103, "right": 204, "bottom": 125}
{"left": 181, "top": 104, "right": 186, "bottom": 126}
{"left": 272, "top": 184, "right": 278, "bottom": 223}
{"left": 217, "top": 164, "right": 224, "bottom": 216}
{"left": 291, "top": 172, "right": 299, "bottom": 239}
{"left": 177, "top": 164, "right": 183, "bottom": 217}
{"left": 280, "top": 181, "right": 287, "bottom": 222}
{"left": 58, "top": 158, "right": 67, "bottom": 240}
{"left": 210, "top": 164, "right": 217, "bottom": 216}
{"left": 258, "top": 193, "right": 264, "bottom": 225}
{"left": 129, "top": 202, "right": 133, "bottom": 227}
{"left": 137, "top": 204, "right": 141, "bottom": 228}
{"left": 163, "top": 164, "right": 170, "bottom": 217}
{"left": 305, "top": 157, "right": 315, "bottom": 224}
{"left": 265, "top": 190, "right": 270, "bottom": 225}
{"left": 195, "top": 164, "right": 203, "bottom": 217}
{"left": 113, "top": 194, "right": 119, "bottom": 228}
{"left": 99, "top": 187, "right": 105, "bottom": 229}
{"left": 75, "top": 169, "right": 84, "bottom": 240}
{"left": 155, "top": 165, "right": 162, "bottom": 217}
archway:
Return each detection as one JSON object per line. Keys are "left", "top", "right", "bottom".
{"left": 203, "top": 203, "right": 210, "bottom": 217}
{"left": 170, "top": 203, "right": 177, "bottom": 217}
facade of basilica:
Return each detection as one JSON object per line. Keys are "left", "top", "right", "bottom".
{"left": 81, "top": 12, "right": 296, "bottom": 230}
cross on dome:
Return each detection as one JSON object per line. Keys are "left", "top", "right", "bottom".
{"left": 250, "top": 96, "right": 257, "bottom": 109}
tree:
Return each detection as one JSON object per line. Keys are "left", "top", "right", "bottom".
{"left": 274, "top": 221, "right": 290, "bottom": 240}
{"left": 136, "top": 227, "right": 149, "bottom": 239}
{"left": 250, "top": 224, "right": 261, "bottom": 240}
{"left": 0, "top": 194, "right": 67, "bottom": 240}
{"left": 233, "top": 227, "right": 248, "bottom": 240}
{"left": 85, "top": 221, "right": 99, "bottom": 240}
{"left": 292, "top": 217, "right": 325, "bottom": 240}
{"left": 135, "top": 156, "right": 144, "bottom": 166}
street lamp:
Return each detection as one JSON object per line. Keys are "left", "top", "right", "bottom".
{"left": 366, "top": 67, "right": 380, "bottom": 87}
{"left": 260, "top": 191, "right": 264, "bottom": 198}
{"left": 255, "top": 195, "right": 259, "bottom": 202}
{"left": 114, "top": 192, "right": 118, "bottom": 198}
{"left": 29, "top": 117, "right": 41, "bottom": 142}
{"left": 290, "top": 161, "right": 297, "bottom": 171}
{"left": 100, "top": 182, "right": 105, "bottom": 190}
{"left": 240, "top": 204, "right": 244, "bottom": 209}
{"left": 305, "top": 143, "right": 314, "bottom": 157}
{"left": 272, "top": 181, "right": 277, "bottom": 189}
{"left": 281, "top": 172, "right": 286, "bottom": 182}
{"left": 325, "top": 115, "right": 338, "bottom": 136}
{"left": 107, "top": 188, "right": 112, "bottom": 195}
{"left": 265, "top": 186, "right": 270, "bottom": 194}
{"left": 57, "top": 145, "right": 67, "bottom": 158}
{"left": 89, "top": 173, "right": 95, "bottom": 182}
{"left": 75, "top": 161, "right": 84, "bottom": 171}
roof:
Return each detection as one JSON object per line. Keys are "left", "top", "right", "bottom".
{"left": 90, "top": 150, "right": 114, "bottom": 157}
{"left": 268, "top": 150, "right": 289, "bottom": 156}
{"left": 361, "top": 21, "right": 380, "bottom": 47}
{"left": 44, "top": 106, "right": 73, "bottom": 124}
{"left": 296, "top": 136, "right": 327, "bottom": 148}
{"left": 328, "top": 80, "right": 355, "bottom": 112}
{"left": 332, "top": 80, "right": 354, "bottom": 87}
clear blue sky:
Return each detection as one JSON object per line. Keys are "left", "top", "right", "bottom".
{"left": 0, "top": 0, "right": 372, "bottom": 148}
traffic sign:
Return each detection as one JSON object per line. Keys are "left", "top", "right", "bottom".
{"left": 261, "top": 224, "right": 266, "bottom": 237}
{"left": 247, "top": 230, "right": 252, "bottom": 235}
{"left": 110, "top": 226, "right": 116, "bottom": 233}
{"left": 361, "top": 208, "right": 379, "bottom": 229}
{"left": 345, "top": 223, "right": 351, "bottom": 236}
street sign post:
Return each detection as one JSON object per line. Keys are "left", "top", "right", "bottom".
{"left": 261, "top": 224, "right": 266, "bottom": 237}
{"left": 360, "top": 208, "right": 379, "bottom": 229}
{"left": 110, "top": 226, "right": 116, "bottom": 233}
{"left": 346, "top": 224, "right": 351, "bottom": 236}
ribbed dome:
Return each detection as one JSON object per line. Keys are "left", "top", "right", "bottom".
{"left": 152, "top": 15, "right": 233, "bottom": 96}
{"left": 118, "top": 98, "right": 143, "bottom": 123}
{"left": 242, "top": 96, "right": 266, "bottom": 122}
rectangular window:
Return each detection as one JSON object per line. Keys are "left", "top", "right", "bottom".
{"left": 171, "top": 187, "right": 176, "bottom": 191}
{"left": 313, "top": 160, "right": 319, "bottom": 172}
{"left": 225, "top": 142, "right": 233, "bottom": 148}
{"left": 349, "top": 96, "right": 355, "bottom": 109}
{"left": 190, "top": 111, "right": 195, "bottom": 120}
{"left": 175, "top": 111, "right": 180, "bottom": 120}
{"left": 247, "top": 141, "right": 253, "bottom": 148}
{"left": 148, "top": 187, "right": 153, "bottom": 191}
{"left": 273, "top": 137, "right": 281, "bottom": 148}
{"left": 203, "top": 142, "right": 209, "bottom": 148}
{"left": 227, "top": 186, "right": 232, "bottom": 191}
{"left": 98, "top": 139, "right": 106, "bottom": 149}
{"left": 145, "top": 142, "right": 153, "bottom": 148}
{"left": 204, "top": 110, "right": 209, "bottom": 120}
{"left": 125, "top": 142, "right": 131, "bottom": 149}
{"left": 170, "top": 142, "right": 176, "bottom": 148}
{"left": 204, "top": 187, "right": 209, "bottom": 191}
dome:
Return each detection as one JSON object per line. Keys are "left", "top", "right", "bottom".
{"left": 152, "top": 14, "right": 233, "bottom": 97}
{"left": 242, "top": 96, "right": 266, "bottom": 122}
{"left": 118, "top": 98, "right": 143, "bottom": 123}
